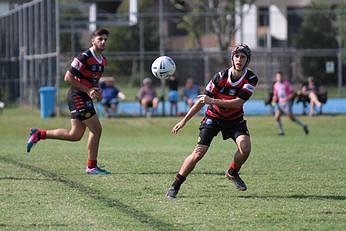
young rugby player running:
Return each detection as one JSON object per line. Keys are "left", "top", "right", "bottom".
{"left": 26, "top": 28, "right": 111, "bottom": 175}
{"left": 166, "top": 44, "right": 258, "bottom": 199}
{"left": 272, "top": 71, "right": 309, "bottom": 135}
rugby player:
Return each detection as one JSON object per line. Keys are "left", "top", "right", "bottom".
{"left": 166, "top": 44, "right": 258, "bottom": 198}
{"left": 26, "top": 28, "right": 111, "bottom": 175}
{"left": 272, "top": 71, "right": 309, "bottom": 136}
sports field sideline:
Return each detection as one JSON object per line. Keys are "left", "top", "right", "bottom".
{"left": 93, "top": 98, "right": 346, "bottom": 117}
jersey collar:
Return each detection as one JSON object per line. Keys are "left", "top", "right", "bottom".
{"left": 89, "top": 48, "right": 103, "bottom": 64}
{"left": 228, "top": 67, "right": 248, "bottom": 86}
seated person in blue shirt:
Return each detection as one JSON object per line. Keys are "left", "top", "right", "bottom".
{"left": 99, "top": 77, "right": 125, "bottom": 118}
{"left": 183, "top": 78, "right": 200, "bottom": 108}
{"left": 168, "top": 75, "right": 179, "bottom": 116}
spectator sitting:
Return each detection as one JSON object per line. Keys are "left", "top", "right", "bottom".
{"left": 183, "top": 78, "right": 200, "bottom": 108}
{"left": 168, "top": 75, "right": 179, "bottom": 116}
{"left": 138, "top": 78, "right": 159, "bottom": 117}
{"left": 99, "top": 77, "right": 125, "bottom": 118}
{"left": 301, "top": 76, "right": 325, "bottom": 116}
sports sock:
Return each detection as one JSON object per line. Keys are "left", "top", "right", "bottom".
{"left": 39, "top": 130, "right": 47, "bottom": 140}
{"left": 88, "top": 159, "right": 97, "bottom": 169}
{"left": 228, "top": 161, "right": 240, "bottom": 176}
{"left": 276, "top": 120, "right": 284, "bottom": 133}
{"left": 171, "top": 174, "right": 186, "bottom": 190}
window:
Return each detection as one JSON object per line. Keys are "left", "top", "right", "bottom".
{"left": 258, "top": 6, "right": 269, "bottom": 26}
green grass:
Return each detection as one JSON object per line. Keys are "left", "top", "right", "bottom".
{"left": 0, "top": 108, "right": 345, "bottom": 230}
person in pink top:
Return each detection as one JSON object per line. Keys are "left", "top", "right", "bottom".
{"left": 272, "top": 71, "right": 309, "bottom": 136}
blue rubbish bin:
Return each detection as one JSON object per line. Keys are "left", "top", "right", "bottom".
{"left": 39, "top": 86, "right": 56, "bottom": 118}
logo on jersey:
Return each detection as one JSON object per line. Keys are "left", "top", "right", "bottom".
{"left": 86, "top": 101, "right": 93, "bottom": 108}
{"left": 89, "top": 64, "right": 104, "bottom": 72}
{"left": 91, "top": 64, "right": 98, "bottom": 72}
{"left": 220, "top": 87, "right": 237, "bottom": 96}
{"left": 71, "top": 58, "right": 83, "bottom": 71}
{"left": 206, "top": 118, "right": 213, "bottom": 125}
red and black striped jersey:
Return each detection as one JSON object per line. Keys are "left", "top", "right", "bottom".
{"left": 204, "top": 67, "right": 258, "bottom": 120}
{"left": 68, "top": 48, "right": 107, "bottom": 88}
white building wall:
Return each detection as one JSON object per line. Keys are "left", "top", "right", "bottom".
{"left": 0, "top": 2, "right": 9, "bottom": 15}
{"left": 270, "top": 5, "right": 287, "bottom": 41}
{"left": 235, "top": 4, "right": 257, "bottom": 48}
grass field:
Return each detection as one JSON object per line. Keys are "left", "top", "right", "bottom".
{"left": 0, "top": 108, "right": 345, "bottom": 230}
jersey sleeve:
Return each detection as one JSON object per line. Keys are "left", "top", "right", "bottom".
{"left": 237, "top": 74, "right": 258, "bottom": 101}
{"left": 204, "top": 71, "right": 223, "bottom": 97}
{"left": 68, "top": 53, "right": 87, "bottom": 76}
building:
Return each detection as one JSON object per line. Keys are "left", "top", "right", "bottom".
{"left": 0, "top": 0, "right": 9, "bottom": 15}
{"left": 236, "top": 0, "right": 340, "bottom": 49}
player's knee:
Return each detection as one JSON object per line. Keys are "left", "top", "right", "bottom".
{"left": 274, "top": 113, "right": 280, "bottom": 121}
{"left": 85, "top": 125, "right": 102, "bottom": 139}
{"left": 288, "top": 116, "right": 295, "bottom": 121}
{"left": 192, "top": 145, "right": 208, "bottom": 161}
{"left": 241, "top": 146, "right": 251, "bottom": 156}
{"left": 239, "top": 141, "right": 251, "bottom": 156}
{"left": 191, "top": 152, "right": 204, "bottom": 162}
{"left": 70, "top": 133, "right": 84, "bottom": 141}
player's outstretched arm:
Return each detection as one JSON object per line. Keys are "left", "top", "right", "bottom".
{"left": 197, "top": 94, "right": 244, "bottom": 109}
{"left": 171, "top": 99, "right": 204, "bottom": 134}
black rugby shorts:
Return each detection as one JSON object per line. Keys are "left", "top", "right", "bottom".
{"left": 197, "top": 116, "right": 250, "bottom": 146}
{"left": 67, "top": 88, "right": 96, "bottom": 121}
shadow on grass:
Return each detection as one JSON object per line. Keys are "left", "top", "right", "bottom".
{"left": 0, "top": 223, "right": 68, "bottom": 229}
{"left": 0, "top": 176, "right": 52, "bottom": 181}
{"left": 136, "top": 171, "right": 225, "bottom": 176}
{"left": 0, "top": 156, "right": 177, "bottom": 231}
{"left": 238, "top": 194, "right": 346, "bottom": 201}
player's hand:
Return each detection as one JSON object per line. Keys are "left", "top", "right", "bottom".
{"left": 171, "top": 120, "right": 186, "bottom": 134}
{"left": 197, "top": 95, "right": 213, "bottom": 104}
{"left": 88, "top": 88, "right": 102, "bottom": 101}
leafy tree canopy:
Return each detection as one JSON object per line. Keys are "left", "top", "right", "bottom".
{"left": 293, "top": 1, "right": 338, "bottom": 49}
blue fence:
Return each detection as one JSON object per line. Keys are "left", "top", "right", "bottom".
{"left": 95, "top": 98, "right": 346, "bottom": 117}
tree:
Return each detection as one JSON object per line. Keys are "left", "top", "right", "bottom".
{"left": 293, "top": 1, "right": 338, "bottom": 84}
{"left": 336, "top": 1, "right": 346, "bottom": 63}
{"left": 169, "top": 0, "right": 255, "bottom": 68}
{"left": 294, "top": 3, "right": 338, "bottom": 49}
{"left": 59, "top": 0, "right": 84, "bottom": 53}
{"left": 105, "top": 0, "right": 159, "bottom": 86}
{"left": 171, "top": 0, "right": 256, "bottom": 51}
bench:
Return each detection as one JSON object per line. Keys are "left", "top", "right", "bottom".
{"left": 295, "top": 91, "right": 328, "bottom": 115}
{"left": 264, "top": 91, "right": 328, "bottom": 115}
